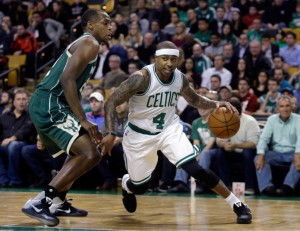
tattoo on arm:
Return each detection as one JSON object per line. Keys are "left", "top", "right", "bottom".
{"left": 105, "top": 72, "right": 148, "bottom": 133}
{"left": 181, "top": 74, "right": 217, "bottom": 110}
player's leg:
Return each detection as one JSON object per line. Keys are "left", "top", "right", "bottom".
{"left": 162, "top": 122, "right": 252, "bottom": 224}
{"left": 121, "top": 126, "right": 159, "bottom": 213}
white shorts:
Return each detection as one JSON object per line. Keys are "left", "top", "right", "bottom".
{"left": 123, "top": 121, "right": 196, "bottom": 185}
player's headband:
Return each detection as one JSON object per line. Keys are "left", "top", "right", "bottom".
{"left": 155, "top": 49, "right": 179, "bottom": 57}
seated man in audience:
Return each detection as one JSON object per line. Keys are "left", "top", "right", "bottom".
{"left": 256, "top": 78, "right": 280, "bottom": 115}
{"left": 237, "top": 78, "right": 259, "bottom": 115}
{"left": 255, "top": 95, "right": 300, "bottom": 196}
{"left": 216, "top": 97, "right": 260, "bottom": 195}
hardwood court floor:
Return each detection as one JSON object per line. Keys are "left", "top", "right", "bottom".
{"left": 0, "top": 190, "right": 299, "bottom": 231}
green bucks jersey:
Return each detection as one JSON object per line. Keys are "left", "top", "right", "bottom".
{"left": 128, "top": 64, "right": 183, "bottom": 134}
{"left": 36, "top": 33, "right": 98, "bottom": 103}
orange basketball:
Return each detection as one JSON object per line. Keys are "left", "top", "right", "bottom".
{"left": 208, "top": 107, "right": 240, "bottom": 139}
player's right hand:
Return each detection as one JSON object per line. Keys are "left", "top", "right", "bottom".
{"left": 99, "top": 134, "right": 116, "bottom": 156}
{"left": 80, "top": 119, "right": 102, "bottom": 146}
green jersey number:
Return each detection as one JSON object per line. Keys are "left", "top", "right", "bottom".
{"left": 153, "top": 113, "right": 166, "bottom": 129}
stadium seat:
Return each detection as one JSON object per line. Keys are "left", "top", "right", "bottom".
{"left": 6, "top": 55, "right": 26, "bottom": 87}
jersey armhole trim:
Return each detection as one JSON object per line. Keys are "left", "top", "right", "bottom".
{"left": 136, "top": 67, "right": 151, "bottom": 96}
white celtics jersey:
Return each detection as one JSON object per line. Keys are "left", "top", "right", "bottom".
{"left": 128, "top": 64, "right": 183, "bottom": 134}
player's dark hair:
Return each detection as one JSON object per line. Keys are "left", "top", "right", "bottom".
{"left": 81, "top": 9, "right": 103, "bottom": 29}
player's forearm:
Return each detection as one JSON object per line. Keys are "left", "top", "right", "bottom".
{"left": 104, "top": 98, "right": 117, "bottom": 134}
{"left": 188, "top": 95, "right": 218, "bottom": 110}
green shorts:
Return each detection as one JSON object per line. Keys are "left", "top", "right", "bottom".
{"left": 29, "top": 90, "right": 82, "bottom": 157}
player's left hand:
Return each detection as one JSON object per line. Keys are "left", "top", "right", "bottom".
{"left": 217, "top": 101, "right": 239, "bottom": 115}
{"left": 99, "top": 134, "right": 116, "bottom": 156}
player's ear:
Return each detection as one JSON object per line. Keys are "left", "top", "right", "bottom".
{"left": 87, "top": 21, "right": 93, "bottom": 31}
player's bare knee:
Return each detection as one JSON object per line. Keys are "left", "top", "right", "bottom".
{"left": 84, "top": 149, "right": 101, "bottom": 164}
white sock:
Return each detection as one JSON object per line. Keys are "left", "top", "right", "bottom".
{"left": 122, "top": 174, "right": 133, "bottom": 194}
{"left": 225, "top": 192, "right": 240, "bottom": 209}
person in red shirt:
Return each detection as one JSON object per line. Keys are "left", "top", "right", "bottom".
{"left": 238, "top": 78, "right": 259, "bottom": 114}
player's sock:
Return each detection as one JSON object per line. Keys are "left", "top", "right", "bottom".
{"left": 42, "top": 185, "right": 59, "bottom": 207}
{"left": 225, "top": 192, "right": 240, "bottom": 209}
{"left": 122, "top": 174, "right": 133, "bottom": 194}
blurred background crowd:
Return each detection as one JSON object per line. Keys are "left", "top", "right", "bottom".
{"left": 1, "top": 0, "right": 300, "bottom": 197}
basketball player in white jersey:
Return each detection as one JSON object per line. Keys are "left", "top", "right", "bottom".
{"left": 100, "top": 41, "right": 252, "bottom": 224}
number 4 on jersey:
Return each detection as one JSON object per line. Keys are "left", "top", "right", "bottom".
{"left": 153, "top": 113, "right": 166, "bottom": 129}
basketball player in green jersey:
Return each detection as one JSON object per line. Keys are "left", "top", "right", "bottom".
{"left": 100, "top": 41, "right": 252, "bottom": 224}
{"left": 21, "top": 9, "right": 112, "bottom": 227}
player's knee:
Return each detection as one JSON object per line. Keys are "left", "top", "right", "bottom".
{"left": 84, "top": 149, "right": 101, "bottom": 164}
{"left": 128, "top": 181, "right": 150, "bottom": 195}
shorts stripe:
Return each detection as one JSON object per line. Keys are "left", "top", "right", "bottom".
{"left": 131, "top": 175, "right": 151, "bottom": 185}
{"left": 175, "top": 152, "right": 197, "bottom": 168}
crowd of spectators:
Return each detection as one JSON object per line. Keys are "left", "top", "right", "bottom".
{"left": 1, "top": 0, "right": 300, "bottom": 196}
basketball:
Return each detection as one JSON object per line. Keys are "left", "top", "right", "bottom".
{"left": 208, "top": 107, "right": 240, "bottom": 139}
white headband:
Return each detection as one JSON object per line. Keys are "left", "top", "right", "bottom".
{"left": 155, "top": 49, "right": 179, "bottom": 57}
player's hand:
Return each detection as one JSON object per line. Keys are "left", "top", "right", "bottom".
{"left": 80, "top": 119, "right": 102, "bottom": 146}
{"left": 217, "top": 101, "right": 239, "bottom": 115}
{"left": 99, "top": 134, "right": 116, "bottom": 156}
{"left": 255, "top": 154, "right": 265, "bottom": 172}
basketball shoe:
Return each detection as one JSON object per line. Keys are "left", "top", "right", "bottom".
{"left": 233, "top": 202, "right": 252, "bottom": 224}
{"left": 50, "top": 199, "right": 88, "bottom": 217}
{"left": 22, "top": 198, "right": 59, "bottom": 227}
{"left": 122, "top": 174, "right": 137, "bottom": 213}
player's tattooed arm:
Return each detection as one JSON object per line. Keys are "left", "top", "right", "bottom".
{"left": 180, "top": 74, "right": 218, "bottom": 110}
{"left": 105, "top": 70, "right": 149, "bottom": 133}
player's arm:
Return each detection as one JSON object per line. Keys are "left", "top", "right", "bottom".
{"left": 100, "top": 70, "right": 148, "bottom": 155}
{"left": 181, "top": 74, "right": 218, "bottom": 110}
{"left": 60, "top": 38, "right": 100, "bottom": 143}
{"left": 181, "top": 74, "right": 237, "bottom": 113}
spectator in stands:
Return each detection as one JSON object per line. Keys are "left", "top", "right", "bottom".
{"left": 134, "top": 0, "right": 151, "bottom": 20}
{"left": 11, "top": 24, "right": 38, "bottom": 80}
{"left": 21, "top": 135, "right": 52, "bottom": 188}
{"left": 127, "top": 61, "right": 139, "bottom": 75}
{"left": 291, "top": 95, "right": 299, "bottom": 113}
{"left": 128, "top": 12, "right": 149, "bottom": 36}
{"left": 193, "top": 18, "right": 212, "bottom": 48}
{"left": 0, "top": 16, "right": 15, "bottom": 55}
{"left": 216, "top": 97, "right": 260, "bottom": 195}
{"left": 70, "top": 0, "right": 88, "bottom": 21}
{"left": 36, "top": 1, "right": 52, "bottom": 20}
{"left": 219, "top": 85, "right": 232, "bottom": 102}
{"left": 0, "top": 89, "right": 36, "bottom": 187}
{"left": 255, "top": 95, "right": 300, "bottom": 196}
{"left": 81, "top": 83, "right": 93, "bottom": 112}
{"left": 100, "top": 55, "right": 128, "bottom": 89}
{"left": 171, "top": 22, "right": 188, "bottom": 48}
{"left": 93, "top": 42, "right": 111, "bottom": 80}
{"left": 195, "top": 0, "right": 216, "bottom": 22}
{"left": 84, "top": 91, "right": 105, "bottom": 135}
{"left": 204, "top": 32, "right": 224, "bottom": 59}
{"left": 210, "top": 74, "right": 221, "bottom": 91}
{"left": 51, "top": 0, "right": 70, "bottom": 33}
{"left": 121, "top": 46, "right": 145, "bottom": 73}
{"left": 191, "top": 43, "right": 212, "bottom": 81}
{"left": 238, "top": 78, "right": 259, "bottom": 114}
{"left": 261, "top": 32, "right": 279, "bottom": 67}
{"left": 223, "top": 43, "right": 238, "bottom": 74}
{"left": 221, "top": 22, "right": 238, "bottom": 46}
{"left": 150, "top": 0, "right": 171, "bottom": 28}
{"left": 279, "top": 31, "right": 300, "bottom": 68}
{"left": 262, "top": 0, "right": 292, "bottom": 31}
{"left": 137, "top": 32, "right": 156, "bottom": 64}
{"left": 257, "top": 78, "right": 281, "bottom": 114}
{"left": 274, "top": 68, "right": 294, "bottom": 92}
{"left": 115, "top": 13, "right": 128, "bottom": 39}
{"left": 231, "top": 9, "right": 247, "bottom": 37}
{"left": 244, "top": 40, "right": 272, "bottom": 87}
{"left": 27, "top": 11, "right": 50, "bottom": 46}
{"left": 185, "top": 9, "right": 198, "bottom": 34}
{"left": 164, "top": 11, "right": 180, "bottom": 36}
{"left": 123, "top": 23, "right": 143, "bottom": 49}
{"left": 223, "top": 0, "right": 239, "bottom": 21}
{"left": 233, "top": 33, "right": 250, "bottom": 59}
{"left": 149, "top": 20, "right": 169, "bottom": 45}
{"left": 247, "top": 18, "right": 264, "bottom": 42}
{"left": 243, "top": 3, "right": 261, "bottom": 28}
{"left": 210, "top": 6, "right": 230, "bottom": 34}
{"left": 182, "top": 57, "right": 202, "bottom": 87}
{"left": 201, "top": 54, "right": 232, "bottom": 89}
{"left": 253, "top": 70, "right": 269, "bottom": 98}
{"left": 272, "top": 55, "right": 290, "bottom": 80}
{"left": 0, "top": 91, "right": 13, "bottom": 115}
